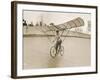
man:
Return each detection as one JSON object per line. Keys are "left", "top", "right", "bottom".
{"left": 53, "top": 30, "right": 62, "bottom": 54}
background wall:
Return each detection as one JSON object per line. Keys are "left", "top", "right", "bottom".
{"left": 0, "top": 0, "right": 99, "bottom": 80}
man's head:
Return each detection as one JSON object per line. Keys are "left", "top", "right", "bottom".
{"left": 56, "top": 30, "right": 59, "bottom": 35}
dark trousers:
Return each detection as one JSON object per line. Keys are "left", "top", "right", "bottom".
{"left": 55, "top": 40, "right": 62, "bottom": 54}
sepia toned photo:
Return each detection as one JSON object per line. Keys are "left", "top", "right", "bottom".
{"left": 11, "top": 1, "right": 97, "bottom": 78}
{"left": 23, "top": 10, "right": 91, "bottom": 69}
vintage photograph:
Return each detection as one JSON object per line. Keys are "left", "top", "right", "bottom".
{"left": 23, "top": 10, "right": 91, "bottom": 69}
{"left": 11, "top": 1, "right": 97, "bottom": 78}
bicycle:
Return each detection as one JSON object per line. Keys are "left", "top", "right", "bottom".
{"left": 50, "top": 44, "right": 64, "bottom": 58}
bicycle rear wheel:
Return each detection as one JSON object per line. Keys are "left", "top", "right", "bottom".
{"left": 59, "top": 46, "right": 64, "bottom": 56}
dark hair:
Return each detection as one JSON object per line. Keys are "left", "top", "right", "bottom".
{"left": 56, "top": 30, "right": 59, "bottom": 33}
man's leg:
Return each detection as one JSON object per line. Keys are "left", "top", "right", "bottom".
{"left": 55, "top": 42, "right": 58, "bottom": 54}
{"left": 59, "top": 40, "right": 62, "bottom": 52}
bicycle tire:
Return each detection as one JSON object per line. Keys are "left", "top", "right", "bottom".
{"left": 59, "top": 46, "right": 64, "bottom": 56}
{"left": 50, "top": 46, "right": 57, "bottom": 58}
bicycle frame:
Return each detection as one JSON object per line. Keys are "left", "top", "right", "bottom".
{"left": 50, "top": 43, "right": 64, "bottom": 58}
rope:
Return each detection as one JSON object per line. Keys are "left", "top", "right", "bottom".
{"left": 40, "top": 27, "right": 53, "bottom": 44}
{"left": 62, "top": 29, "right": 70, "bottom": 42}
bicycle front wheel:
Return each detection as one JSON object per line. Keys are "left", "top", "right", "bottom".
{"left": 50, "top": 46, "right": 57, "bottom": 58}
